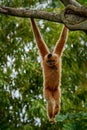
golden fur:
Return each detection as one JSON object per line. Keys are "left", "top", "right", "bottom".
{"left": 30, "top": 18, "right": 68, "bottom": 123}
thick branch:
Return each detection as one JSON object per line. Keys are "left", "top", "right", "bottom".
{"left": 0, "top": 7, "right": 62, "bottom": 23}
{"left": 61, "top": 5, "right": 87, "bottom": 31}
{"left": 0, "top": 4, "right": 87, "bottom": 32}
{"left": 65, "top": 5, "right": 87, "bottom": 17}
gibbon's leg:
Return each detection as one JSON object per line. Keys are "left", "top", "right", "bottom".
{"left": 47, "top": 100, "right": 54, "bottom": 122}
{"left": 53, "top": 88, "right": 61, "bottom": 117}
{"left": 44, "top": 88, "right": 55, "bottom": 122}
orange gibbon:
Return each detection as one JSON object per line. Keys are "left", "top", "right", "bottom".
{"left": 30, "top": 18, "right": 68, "bottom": 123}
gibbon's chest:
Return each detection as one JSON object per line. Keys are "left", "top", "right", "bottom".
{"left": 42, "top": 63, "right": 61, "bottom": 89}
{"left": 43, "top": 61, "right": 61, "bottom": 77}
{"left": 44, "top": 66, "right": 59, "bottom": 80}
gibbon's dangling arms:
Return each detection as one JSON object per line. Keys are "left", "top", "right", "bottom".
{"left": 53, "top": 26, "right": 68, "bottom": 56}
{"left": 30, "top": 18, "right": 49, "bottom": 58}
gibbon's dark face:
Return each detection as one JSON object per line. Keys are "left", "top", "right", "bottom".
{"left": 44, "top": 53, "right": 58, "bottom": 67}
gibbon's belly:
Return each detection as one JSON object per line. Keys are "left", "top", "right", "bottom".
{"left": 44, "top": 69, "right": 60, "bottom": 90}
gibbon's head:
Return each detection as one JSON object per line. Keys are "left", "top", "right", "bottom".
{"left": 44, "top": 53, "right": 58, "bottom": 67}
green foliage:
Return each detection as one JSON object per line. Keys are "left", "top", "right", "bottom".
{"left": 77, "top": 0, "right": 87, "bottom": 5}
{"left": 0, "top": 0, "right": 87, "bottom": 130}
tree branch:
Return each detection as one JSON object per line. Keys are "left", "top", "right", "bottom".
{"left": 61, "top": 5, "right": 87, "bottom": 32}
{"left": 0, "top": 1, "right": 87, "bottom": 32}
{"left": 0, "top": 6, "right": 62, "bottom": 23}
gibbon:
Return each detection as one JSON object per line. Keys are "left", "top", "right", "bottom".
{"left": 30, "top": 18, "right": 68, "bottom": 123}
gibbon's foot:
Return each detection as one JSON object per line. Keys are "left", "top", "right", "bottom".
{"left": 49, "top": 118, "right": 56, "bottom": 124}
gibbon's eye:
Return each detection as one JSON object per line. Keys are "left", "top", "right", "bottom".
{"left": 47, "top": 60, "right": 55, "bottom": 65}
{"left": 47, "top": 60, "right": 55, "bottom": 62}
{"left": 48, "top": 60, "right": 55, "bottom": 62}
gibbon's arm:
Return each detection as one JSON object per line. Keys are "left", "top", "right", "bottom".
{"left": 53, "top": 26, "right": 68, "bottom": 56}
{"left": 30, "top": 18, "right": 49, "bottom": 58}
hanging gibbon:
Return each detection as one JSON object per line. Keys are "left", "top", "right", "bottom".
{"left": 30, "top": 18, "right": 68, "bottom": 123}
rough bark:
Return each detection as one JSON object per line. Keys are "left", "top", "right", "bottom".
{"left": 61, "top": 5, "right": 87, "bottom": 31}
{"left": 0, "top": 7, "right": 62, "bottom": 23}
{"left": 0, "top": 0, "right": 87, "bottom": 32}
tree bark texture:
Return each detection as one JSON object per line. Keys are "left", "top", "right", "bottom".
{"left": 0, "top": 0, "right": 87, "bottom": 31}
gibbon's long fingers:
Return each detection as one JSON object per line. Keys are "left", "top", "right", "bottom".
{"left": 30, "top": 18, "right": 49, "bottom": 58}
{"left": 53, "top": 26, "right": 68, "bottom": 56}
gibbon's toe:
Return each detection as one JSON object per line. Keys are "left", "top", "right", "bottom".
{"left": 49, "top": 118, "right": 56, "bottom": 124}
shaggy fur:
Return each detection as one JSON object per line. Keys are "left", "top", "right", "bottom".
{"left": 30, "top": 18, "right": 68, "bottom": 123}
